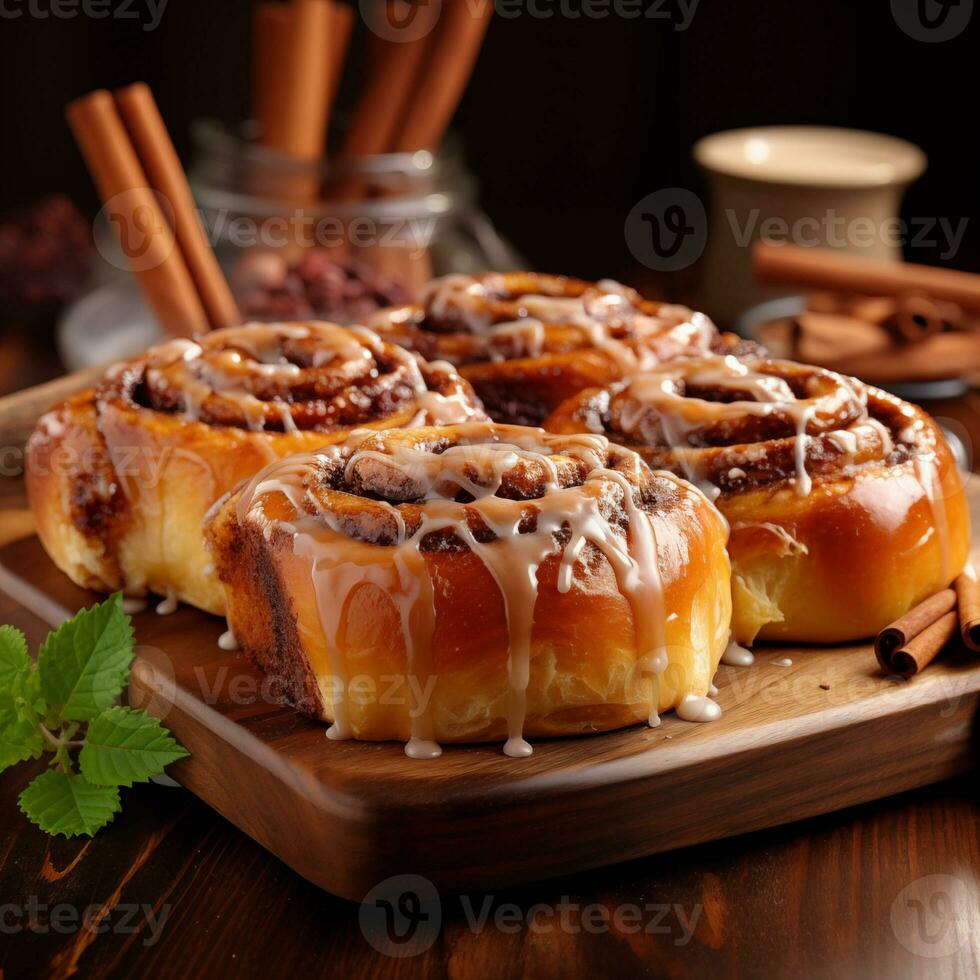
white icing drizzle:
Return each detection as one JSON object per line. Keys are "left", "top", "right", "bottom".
{"left": 218, "top": 628, "right": 240, "bottom": 651}
{"left": 155, "top": 588, "right": 178, "bottom": 616}
{"left": 236, "top": 424, "right": 689, "bottom": 758}
{"left": 121, "top": 596, "right": 147, "bottom": 615}
{"left": 615, "top": 356, "right": 867, "bottom": 497}
{"left": 721, "top": 637, "right": 755, "bottom": 667}
{"left": 772, "top": 657, "right": 793, "bottom": 667}
{"left": 137, "top": 321, "right": 478, "bottom": 434}
{"left": 731, "top": 522, "right": 809, "bottom": 557}
{"left": 419, "top": 274, "right": 716, "bottom": 371}
{"left": 488, "top": 319, "right": 546, "bottom": 360}
{"left": 676, "top": 693, "right": 722, "bottom": 722}
{"left": 914, "top": 451, "right": 952, "bottom": 582}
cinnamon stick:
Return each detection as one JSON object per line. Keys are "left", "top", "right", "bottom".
{"left": 875, "top": 588, "right": 956, "bottom": 674}
{"left": 954, "top": 565, "right": 980, "bottom": 653}
{"left": 753, "top": 241, "right": 980, "bottom": 314}
{"left": 393, "top": 0, "right": 493, "bottom": 152}
{"left": 66, "top": 90, "right": 208, "bottom": 337}
{"left": 252, "top": 3, "right": 292, "bottom": 139}
{"left": 888, "top": 612, "right": 959, "bottom": 678}
{"left": 339, "top": 5, "right": 439, "bottom": 162}
{"left": 262, "top": 0, "right": 334, "bottom": 161}
{"left": 114, "top": 83, "right": 241, "bottom": 331}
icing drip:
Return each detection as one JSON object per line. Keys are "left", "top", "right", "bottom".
{"left": 419, "top": 274, "right": 715, "bottom": 370}
{"left": 218, "top": 628, "right": 239, "bottom": 651}
{"left": 721, "top": 637, "right": 754, "bottom": 667}
{"left": 614, "top": 356, "right": 866, "bottom": 497}
{"left": 676, "top": 693, "right": 722, "bottom": 722}
{"left": 133, "top": 321, "right": 478, "bottom": 433}
{"left": 238, "top": 425, "right": 681, "bottom": 758}
{"left": 155, "top": 588, "right": 178, "bottom": 615}
{"left": 731, "top": 522, "right": 808, "bottom": 557}
{"left": 121, "top": 596, "right": 147, "bottom": 615}
{"left": 773, "top": 657, "right": 793, "bottom": 667}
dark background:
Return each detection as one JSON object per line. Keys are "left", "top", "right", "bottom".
{"left": 1, "top": 0, "right": 978, "bottom": 292}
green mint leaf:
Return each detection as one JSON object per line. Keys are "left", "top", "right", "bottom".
{"left": 0, "top": 626, "right": 30, "bottom": 691}
{"left": 0, "top": 707, "right": 43, "bottom": 772}
{"left": 38, "top": 594, "right": 134, "bottom": 722}
{"left": 80, "top": 706, "right": 188, "bottom": 788}
{"left": 18, "top": 769, "right": 120, "bottom": 837}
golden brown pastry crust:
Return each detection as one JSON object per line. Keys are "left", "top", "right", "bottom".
{"left": 544, "top": 356, "right": 971, "bottom": 643}
{"left": 366, "top": 272, "right": 753, "bottom": 425}
{"left": 205, "top": 423, "right": 732, "bottom": 752}
{"left": 26, "top": 322, "right": 486, "bottom": 615}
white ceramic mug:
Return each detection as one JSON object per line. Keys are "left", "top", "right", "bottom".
{"left": 694, "top": 126, "right": 927, "bottom": 324}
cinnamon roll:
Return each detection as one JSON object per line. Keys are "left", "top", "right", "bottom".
{"left": 366, "top": 272, "right": 753, "bottom": 425}
{"left": 26, "top": 322, "right": 485, "bottom": 615}
{"left": 205, "top": 423, "right": 732, "bottom": 755}
{"left": 545, "top": 356, "right": 970, "bottom": 644}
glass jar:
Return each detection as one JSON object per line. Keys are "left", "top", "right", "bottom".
{"left": 188, "top": 120, "right": 524, "bottom": 323}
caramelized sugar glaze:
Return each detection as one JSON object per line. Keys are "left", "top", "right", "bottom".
{"left": 206, "top": 423, "right": 732, "bottom": 756}
{"left": 545, "top": 356, "right": 970, "bottom": 643}
{"left": 366, "top": 272, "right": 756, "bottom": 425}
{"left": 26, "top": 322, "right": 486, "bottom": 614}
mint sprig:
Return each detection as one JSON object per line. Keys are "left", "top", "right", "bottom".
{"left": 1, "top": 595, "right": 188, "bottom": 838}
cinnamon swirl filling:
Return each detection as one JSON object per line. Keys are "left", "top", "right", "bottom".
{"left": 106, "top": 321, "right": 484, "bottom": 433}
{"left": 545, "top": 356, "right": 936, "bottom": 497}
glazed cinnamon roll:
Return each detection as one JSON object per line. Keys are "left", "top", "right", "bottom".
{"left": 205, "top": 423, "right": 732, "bottom": 755}
{"left": 26, "top": 322, "right": 485, "bottom": 615}
{"left": 366, "top": 272, "right": 752, "bottom": 425}
{"left": 545, "top": 356, "right": 970, "bottom": 644}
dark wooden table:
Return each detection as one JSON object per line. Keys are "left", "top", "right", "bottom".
{"left": 0, "top": 331, "right": 977, "bottom": 979}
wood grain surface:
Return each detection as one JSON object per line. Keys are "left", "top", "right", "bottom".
{"left": 2, "top": 514, "right": 980, "bottom": 906}
{"left": 0, "top": 380, "right": 977, "bottom": 977}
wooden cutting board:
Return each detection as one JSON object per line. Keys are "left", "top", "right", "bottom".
{"left": 1, "top": 507, "right": 978, "bottom": 901}
{"left": 0, "top": 371, "right": 977, "bottom": 901}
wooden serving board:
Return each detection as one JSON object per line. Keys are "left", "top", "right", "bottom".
{"left": 1, "top": 495, "right": 979, "bottom": 901}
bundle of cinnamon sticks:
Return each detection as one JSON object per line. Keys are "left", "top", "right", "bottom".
{"left": 875, "top": 566, "right": 980, "bottom": 678}
{"left": 752, "top": 242, "right": 980, "bottom": 383}
{"left": 253, "top": 0, "right": 494, "bottom": 165}
{"left": 66, "top": 84, "right": 240, "bottom": 337}
{"left": 249, "top": 0, "right": 493, "bottom": 291}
